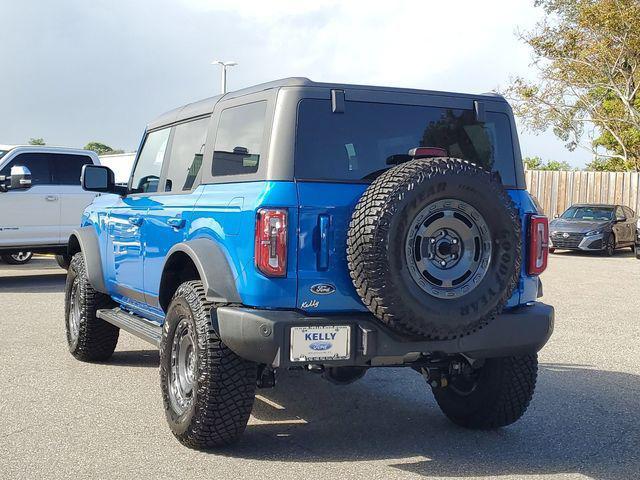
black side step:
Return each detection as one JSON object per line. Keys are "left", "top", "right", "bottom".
{"left": 97, "top": 308, "right": 162, "bottom": 347}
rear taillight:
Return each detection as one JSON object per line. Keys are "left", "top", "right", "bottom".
{"left": 255, "top": 208, "right": 288, "bottom": 277}
{"left": 528, "top": 215, "right": 549, "bottom": 275}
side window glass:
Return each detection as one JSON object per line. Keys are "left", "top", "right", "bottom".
{"left": 0, "top": 153, "right": 51, "bottom": 185}
{"left": 616, "top": 206, "right": 625, "bottom": 219}
{"left": 131, "top": 128, "right": 170, "bottom": 193}
{"left": 212, "top": 101, "right": 266, "bottom": 176}
{"left": 164, "top": 117, "right": 209, "bottom": 192}
{"left": 51, "top": 154, "right": 93, "bottom": 185}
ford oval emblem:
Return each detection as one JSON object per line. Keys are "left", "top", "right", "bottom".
{"left": 310, "top": 283, "right": 336, "bottom": 295}
{"left": 309, "top": 341, "right": 333, "bottom": 351}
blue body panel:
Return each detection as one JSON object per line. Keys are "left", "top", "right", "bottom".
{"left": 82, "top": 180, "right": 541, "bottom": 325}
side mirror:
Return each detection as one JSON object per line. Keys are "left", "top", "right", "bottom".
{"left": 554, "top": 214, "right": 560, "bottom": 219}
{"left": 81, "top": 164, "right": 125, "bottom": 195}
{"left": 616, "top": 216, "right": 626, "bottom": 223}
{"left": 9, "top": 165, "right": 32, "bottom": 190}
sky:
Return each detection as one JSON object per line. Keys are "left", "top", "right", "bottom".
{"left": 0, "top": 0, "right": 591, "bottom": 168}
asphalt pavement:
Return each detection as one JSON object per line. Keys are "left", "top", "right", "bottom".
{"left": 1, "top": 252, "right": 639, "bottom": 480}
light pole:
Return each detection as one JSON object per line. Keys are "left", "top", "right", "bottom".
{"left": 212, "top": 60, "right": 238, "bottom": 94}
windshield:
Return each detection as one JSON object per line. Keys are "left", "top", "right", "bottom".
{"left": 295, "top": 99, "right": 517, "bottom": 185}
{"left": 561, "top": 206, "right": 614, "bottom": 221}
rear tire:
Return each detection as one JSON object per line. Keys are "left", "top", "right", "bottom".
{"left": 636, "top": 245, "right": 640, "bottom": 259}
{"left": 65, "top": 253, "right": 119, "bottom": 361}
{"left": 55, "top": 254, "right": 71, "bottom": 270}
{"left": 549, "top": 247, "right": 556, "bottom": 254}
{"left": 432, "top": 354, "right": 538, "bottom": 429}
{"left": 1, "top": 252, "right": 33, "bottom": 264}
{"left": 160, "top": 281, "right": 257, "bottom": 449}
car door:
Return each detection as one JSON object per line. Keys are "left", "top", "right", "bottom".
{"left": 50, "top": 153, "right": 96, "bottom": 244}
{"left": 623, "top": 206, "right": 636, "bottom": 244}
{"left": 105, "top": 128, "right": 170, "bottom": 303}
{"left": 613, "top": 206, "right": 630, "bottom": 245}
{"left": 143, "top": 116, "right": 210, "bottom": 308}
{"left": 0, "top": 152, "right": 61, "bottom": 247}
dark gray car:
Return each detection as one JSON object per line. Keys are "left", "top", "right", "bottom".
{"left": 549, "top": 203, "right": 636, "bottom": 256}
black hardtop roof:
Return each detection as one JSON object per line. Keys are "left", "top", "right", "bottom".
{"left": 147, "top": 77, "right": 507, "bottom": 130}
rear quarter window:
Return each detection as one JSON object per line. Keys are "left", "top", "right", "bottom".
{"left": 212, "top": 101, "right": 267, "bottom": 177}
{"left": 294, "top": 99, "right": 517, "bottom": 186}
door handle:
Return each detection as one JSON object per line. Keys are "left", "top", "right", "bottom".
{"left": 167, "top": 217, "right": 185, "bottom": 229}
{"left": 45, "top": 195, "right": 59, "bottom": 201}
{"left": 128, "top": 216, "right": 144, "bottom": 226}
{"left": 317, "top": 214, "right": 330, "bottom": 271}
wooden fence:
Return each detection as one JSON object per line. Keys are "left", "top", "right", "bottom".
{"left": 525, "top": 169, "right": 640, "bottom": 217}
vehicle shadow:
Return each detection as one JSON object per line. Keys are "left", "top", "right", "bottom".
{"left": 0, "top": 273, "right": 66, "bottom": 293}
{"left": 219, "top": 363, "right": 639, "bottom": 480}
{"left": 106, "top": 349, "right": 159, "bottom": 368}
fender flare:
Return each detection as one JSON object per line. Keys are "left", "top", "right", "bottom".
{"left": 160, "top": 238, "right": 242, "bottom": 307}
{"left": 68, "top": 226, "right": 107, "bottom": 293}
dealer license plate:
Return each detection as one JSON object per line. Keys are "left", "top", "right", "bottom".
{"left": 290, "top": 325, "right": 351, "bottom": 362}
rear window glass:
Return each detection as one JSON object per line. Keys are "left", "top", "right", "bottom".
{"left": 295, "top": 99, "right": 516, "bottom": 185}
{"left": 165, "top": 117, "right": 209, "bottom": 192}
{"left": 51, "top": 154, "right": 93, "bottom": 184}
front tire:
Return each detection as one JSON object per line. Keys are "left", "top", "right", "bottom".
{"left": 636, "top": 245, "right": 640, "bottom": 259}
{"left": 603, "top": 234, "right": 615, "bottom": 256}
{"left": 432, "top": 354, "right": 538, "bottom": 429}
{"left": 65, "top": 253, "right": 119, "bottom": 361}
{"left": 160, "top": 281, "right": 257, "bottom": 449}
{"left": 1, "top": 252, "right": 33, "bottom": 264}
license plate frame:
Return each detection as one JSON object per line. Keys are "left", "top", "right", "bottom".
{"left": 289, "top": 325, "right": 352, "bottom": 362}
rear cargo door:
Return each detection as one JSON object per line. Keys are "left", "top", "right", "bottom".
{"left": 296, "top": 182, "right": 369, "bottom": 314}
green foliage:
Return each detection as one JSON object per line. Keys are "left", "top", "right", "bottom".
{"left": 84, "top": 142, "right": 124, "bottom": 156}
{"left": 28, "top": 138, "right": 45, "bottom": 146}
{"left": 585, "top": 156, "right": 630, "bottom": 171}
{"left": 523, "top": 156, "right": 572, "bottom": 170}
{"left": 506, "top": 0, "right": 640, "bottom": 171}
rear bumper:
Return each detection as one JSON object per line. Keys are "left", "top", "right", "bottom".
{"left": 213, "top": 303, "right": 554, "bottom": 368}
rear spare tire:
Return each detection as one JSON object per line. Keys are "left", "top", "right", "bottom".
{"left": 347, "top": 158, "right": 520, "bottom": 340}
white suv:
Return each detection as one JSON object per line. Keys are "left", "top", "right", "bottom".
{"left": 0, "top": 145, "right": 99, "bottom": 267}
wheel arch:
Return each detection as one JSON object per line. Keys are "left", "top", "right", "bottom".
{"left": 158, "top": 238, "right": 241, "bottom": 312}
{"left": 67, "top": 227, "right": 107, "bottom": 293}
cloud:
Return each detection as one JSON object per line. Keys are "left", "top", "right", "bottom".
{"left": 0, "top": 0, "right": 591, "bottom": 166}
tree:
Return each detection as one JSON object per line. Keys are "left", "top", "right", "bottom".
{"left": 84, "top": 142, "right": 124, "bottom": 156}
{"left": 506, "top": 0, "right": 640, "bottom": 171}
{"left": 523, "top": 156, "right": 543, "bottom": 169}
{"left": 523, "top": 156, "right": 572, "bottom": 170}
{"left": 28, "top": 138, "right": 45, "bottom": 146}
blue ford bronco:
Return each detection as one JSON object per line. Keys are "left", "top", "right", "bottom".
{"left": 65, "top": 78, "right": 553, "bottom": 449}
